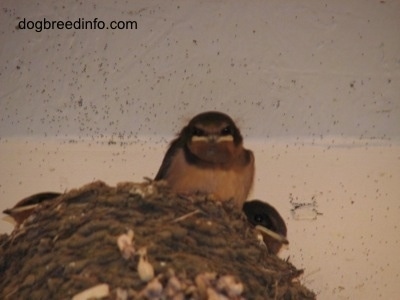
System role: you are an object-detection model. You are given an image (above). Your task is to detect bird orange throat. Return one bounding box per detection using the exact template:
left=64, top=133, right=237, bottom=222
left=187, top=139, right=242, bottom=166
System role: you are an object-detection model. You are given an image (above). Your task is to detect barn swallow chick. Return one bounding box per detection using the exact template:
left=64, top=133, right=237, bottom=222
left=155, top=111, right=254, bottom=208
left=3, top=192, right=61, bottom=225
left=243, top=200, right=288, bottom=254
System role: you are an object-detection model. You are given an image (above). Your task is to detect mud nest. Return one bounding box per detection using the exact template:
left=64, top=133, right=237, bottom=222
left=0, top=181, right=315, bottom=300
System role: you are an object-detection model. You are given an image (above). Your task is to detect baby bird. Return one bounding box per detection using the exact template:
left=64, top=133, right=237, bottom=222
left=3, top=192, right=61, bottom=225
left=154, top=111, right=254, bottom=208
left=243, top=199, right=288, bottom=254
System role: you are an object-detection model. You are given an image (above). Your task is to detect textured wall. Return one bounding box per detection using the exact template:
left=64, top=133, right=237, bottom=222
left=1, top=1, right=400, bottom=299
left=1, top=0, right=399, bottom=141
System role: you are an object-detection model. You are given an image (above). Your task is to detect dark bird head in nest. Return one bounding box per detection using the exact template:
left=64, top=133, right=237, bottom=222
left=3, top=192, right=61, bottom=225
left=155, top=111, right=254, bottom=208
left=243, top=200, right=289, bottom=255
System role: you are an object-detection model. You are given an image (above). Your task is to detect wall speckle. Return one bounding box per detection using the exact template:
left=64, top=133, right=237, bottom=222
left=0, top=0, right=399, bottom=141
left=1, top=1, right=400, bottom=299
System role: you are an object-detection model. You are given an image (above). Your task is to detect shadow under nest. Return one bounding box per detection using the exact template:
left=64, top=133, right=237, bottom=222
left=0, top=181, right=316, bottom=300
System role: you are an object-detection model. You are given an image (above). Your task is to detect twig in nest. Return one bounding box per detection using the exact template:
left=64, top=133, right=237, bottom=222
left=274, top=279, right=279, bottom=300
left=261, top=268, right=279, bottom=275
left=171, top=209, right=201, bottom=223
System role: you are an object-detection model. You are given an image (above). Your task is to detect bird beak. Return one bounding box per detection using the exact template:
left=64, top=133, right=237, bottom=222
left=214, top=135, right=234, bottom=143
left=255, top=225, right=289, bottom=245
left=191, top=134, right=233, bottom=143
left=207, top=135, right=218, bottom=143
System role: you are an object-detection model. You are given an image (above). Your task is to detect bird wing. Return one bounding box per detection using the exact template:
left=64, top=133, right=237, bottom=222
left=154, top=138, right=181, bottom=180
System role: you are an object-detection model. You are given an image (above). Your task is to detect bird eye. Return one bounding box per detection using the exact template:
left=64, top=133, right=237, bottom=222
left=254, top=215, right=264, bottom=223
left=221, top=126, right=233, bottom=136
left=192, top=127, right=205, bottom=136
left=254, top=214, right=274, bottom=229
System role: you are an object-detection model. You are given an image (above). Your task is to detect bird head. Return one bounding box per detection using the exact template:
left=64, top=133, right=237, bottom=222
left=180, top=111, right=243, bottom=165
left=243, top=200, right=288, bottom=254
